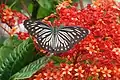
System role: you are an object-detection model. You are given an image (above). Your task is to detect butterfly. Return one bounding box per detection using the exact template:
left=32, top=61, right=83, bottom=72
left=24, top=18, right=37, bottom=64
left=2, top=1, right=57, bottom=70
left=24, top=19, right=90, bottom=53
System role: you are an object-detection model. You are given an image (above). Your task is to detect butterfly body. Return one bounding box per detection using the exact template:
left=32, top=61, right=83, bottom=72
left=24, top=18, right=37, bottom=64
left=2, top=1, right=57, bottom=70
left=24, top=19, right=90, bottom=53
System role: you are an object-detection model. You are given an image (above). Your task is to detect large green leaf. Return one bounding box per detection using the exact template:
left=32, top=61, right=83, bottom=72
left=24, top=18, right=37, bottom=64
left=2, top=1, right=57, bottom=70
left=0, top=36, right=22, bottom=64
left=0, top=38, right=36, bottom=80
left=9, top=54, right=53, bottom=80
left=0, top=46, right=13, bottom=63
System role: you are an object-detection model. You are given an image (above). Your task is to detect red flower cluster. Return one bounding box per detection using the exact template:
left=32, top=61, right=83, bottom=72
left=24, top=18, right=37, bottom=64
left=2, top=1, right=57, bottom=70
left=16, top=32, right=29, bottom=40
left=1, top=8, right=15, bottom=26
left=29, top=62, right=120, bottom=80
left=0, top=4, right=27, bottom=27
left=30, top=0, right=120, bottom=79
left=0, top=4, right=28, bottom=38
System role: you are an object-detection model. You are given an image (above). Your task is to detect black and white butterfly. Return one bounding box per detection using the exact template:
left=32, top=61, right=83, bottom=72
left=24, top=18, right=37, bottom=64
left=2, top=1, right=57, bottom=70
left=24, top=19, right=90, bottom=53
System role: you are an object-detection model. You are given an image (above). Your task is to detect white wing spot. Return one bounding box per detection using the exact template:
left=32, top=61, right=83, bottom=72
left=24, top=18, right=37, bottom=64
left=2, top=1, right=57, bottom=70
left=28, top=27, right=31, bottom=29
left=31, top=29, right=34, bottom=31
left=61, top=44, right=63, bottom=47
left=83, top=31, right=86, bottom=33
left=65, top=48, right=67, bottom=50
left=39, top=38, right=41, bottom=41
left=46, top=42, right=48, bottom=45
left=57, top=49, right=59, bottom=51
left=77, top=36, right=79, bottom=38
left=72, top=41, right=74, bottom=44
left=35, top=35, right=37, bottom=38
left=31, top=26, right=35, bottom=28
left=35, top=27, right=39, bottom=30
left=72, top=32, right=76, bottom=35
left=42, top=35, right=46, bottom=38
left=26, top=22, right=29, bottom=24
left=81, top=35, right=83, bottom=37
left=38, top=25, right=42, bottom=27
left=61, top=48, right=63, bottom=50
left=32, top=33, right=35, bottom=35
left=68, top=46, right=70, bottom=48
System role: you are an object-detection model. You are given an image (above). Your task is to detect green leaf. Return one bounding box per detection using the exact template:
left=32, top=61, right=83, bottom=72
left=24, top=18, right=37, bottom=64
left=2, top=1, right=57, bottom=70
left=0, top=44, right=3, bottom=48
left=36, top=0, right=58, bottom=18
left=9, top=54, right=53, bottom=80
left=0, top=38, right=36, bottom=80
left=37, top=0, right=52, bottom=10
left=37, top=7, right=51, bottom=18
left=3, top=36, right=22, bottom=48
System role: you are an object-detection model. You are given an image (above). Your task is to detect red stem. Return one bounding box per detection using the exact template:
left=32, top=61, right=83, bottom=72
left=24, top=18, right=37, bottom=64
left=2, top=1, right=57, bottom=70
left=0, top=23, right=11, bottom=36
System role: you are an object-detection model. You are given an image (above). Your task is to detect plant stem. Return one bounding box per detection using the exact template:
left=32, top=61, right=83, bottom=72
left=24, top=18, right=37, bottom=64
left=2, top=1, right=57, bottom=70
left=31, top=0, right=40, bottom=20
left=79, top=0, right=84, bottom=9
left=9, top=0, right=18, bottom=8
left=20, top=0, right=31, bottom=18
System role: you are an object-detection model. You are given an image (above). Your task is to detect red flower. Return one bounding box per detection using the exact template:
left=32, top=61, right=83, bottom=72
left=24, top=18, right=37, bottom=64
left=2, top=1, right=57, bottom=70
left=100, top=66, right=112, bottom=78
left=14, top=11, right=28, bottom=24
left=74, top=66, right=85, bottom=77
left=16, top=32, right=29, bottom=40
left=90, top=65, right=100, bottom=76
left=113, top=67, right=120, bottom=78
left=61, top=64, right=73, bottom=76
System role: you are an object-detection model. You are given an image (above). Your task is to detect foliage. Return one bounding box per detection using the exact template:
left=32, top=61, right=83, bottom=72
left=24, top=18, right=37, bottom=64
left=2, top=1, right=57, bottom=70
left=0, top=36, right=52, bottom=80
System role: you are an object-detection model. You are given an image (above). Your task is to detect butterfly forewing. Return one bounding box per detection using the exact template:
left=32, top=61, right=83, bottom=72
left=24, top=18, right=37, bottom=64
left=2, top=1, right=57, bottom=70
left=24, top=20, right=54, bottom=52
left=24, top=20, right=90, bottom=53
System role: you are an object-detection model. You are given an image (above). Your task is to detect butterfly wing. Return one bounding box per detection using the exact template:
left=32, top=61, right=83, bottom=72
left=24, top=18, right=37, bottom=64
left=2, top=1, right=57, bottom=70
left=24, top=20, right=55, bottom=52
left=53, top=26, right=90, bottom=53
